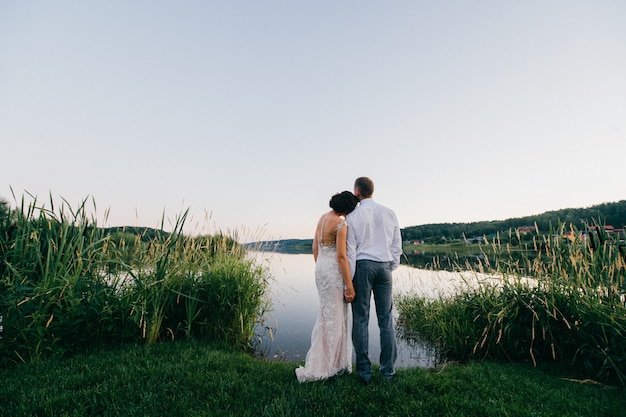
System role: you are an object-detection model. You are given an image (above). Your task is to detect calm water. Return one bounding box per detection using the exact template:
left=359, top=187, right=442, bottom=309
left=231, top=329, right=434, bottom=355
left=251, top=251, right=486, bottom=369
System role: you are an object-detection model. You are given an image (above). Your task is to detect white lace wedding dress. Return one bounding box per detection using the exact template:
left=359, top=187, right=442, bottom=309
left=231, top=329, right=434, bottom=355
left=295, top=220, right=353, bottom=382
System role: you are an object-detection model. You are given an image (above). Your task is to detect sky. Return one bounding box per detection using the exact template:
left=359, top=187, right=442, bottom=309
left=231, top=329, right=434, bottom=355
left=1, top=1, right=625, bottom=242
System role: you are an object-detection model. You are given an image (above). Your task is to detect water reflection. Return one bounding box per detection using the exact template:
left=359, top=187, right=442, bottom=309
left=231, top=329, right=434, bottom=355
left=252, top=251, right=483, bottom=369
left=402, top=250, right=486, bottom=271
left=402, top=247, right=533, bottom=272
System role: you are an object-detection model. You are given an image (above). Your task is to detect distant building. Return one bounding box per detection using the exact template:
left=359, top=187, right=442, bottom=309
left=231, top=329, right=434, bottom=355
left=464, top=236, right=484, bottom=244
left=516, top=225, right=538, bottom=234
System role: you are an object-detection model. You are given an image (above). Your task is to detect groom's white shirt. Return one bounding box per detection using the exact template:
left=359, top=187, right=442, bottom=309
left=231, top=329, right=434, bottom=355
left=346, top=198, right=403, bottom=278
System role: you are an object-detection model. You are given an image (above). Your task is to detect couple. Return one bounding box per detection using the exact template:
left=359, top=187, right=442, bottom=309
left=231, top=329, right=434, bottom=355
left=295, top=177, right=403, bottom=384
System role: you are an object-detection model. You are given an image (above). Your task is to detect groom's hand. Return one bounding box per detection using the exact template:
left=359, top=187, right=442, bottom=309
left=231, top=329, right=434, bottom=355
left=343, top=288, right=355, bottom=303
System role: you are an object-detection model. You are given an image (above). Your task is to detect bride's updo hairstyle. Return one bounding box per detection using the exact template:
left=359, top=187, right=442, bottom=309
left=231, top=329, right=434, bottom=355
left=330, top=191, right=359, bottom=215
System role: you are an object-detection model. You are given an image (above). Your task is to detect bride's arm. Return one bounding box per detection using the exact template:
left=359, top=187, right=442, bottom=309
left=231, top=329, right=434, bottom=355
left=336, top=224, right=355, bottom=302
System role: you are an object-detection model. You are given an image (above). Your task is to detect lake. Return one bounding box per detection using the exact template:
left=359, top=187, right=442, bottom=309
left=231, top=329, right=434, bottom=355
left=251, top=251, right=489, bottom=369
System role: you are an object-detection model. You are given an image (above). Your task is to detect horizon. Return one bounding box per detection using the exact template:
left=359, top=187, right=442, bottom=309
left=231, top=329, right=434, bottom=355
left=2, top=189, right=624, bottom=242
left=3, top=195, right=619, bottom=243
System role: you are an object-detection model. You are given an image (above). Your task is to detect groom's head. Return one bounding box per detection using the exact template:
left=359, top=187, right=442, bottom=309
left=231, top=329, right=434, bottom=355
left=354, top=177, right=374, bottom=200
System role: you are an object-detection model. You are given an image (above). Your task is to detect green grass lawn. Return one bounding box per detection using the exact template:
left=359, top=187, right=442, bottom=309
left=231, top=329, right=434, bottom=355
left=1, top=342, right=624, bottom=417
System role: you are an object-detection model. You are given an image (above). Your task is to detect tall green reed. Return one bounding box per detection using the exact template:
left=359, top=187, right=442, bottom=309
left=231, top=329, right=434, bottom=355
left=397, top=222, right=626, bottom=384
left=119, top=211, right=271, bottom=349
left=0, top=194, right=272, bottom=366
left=0, top=194, right=124, bottom=364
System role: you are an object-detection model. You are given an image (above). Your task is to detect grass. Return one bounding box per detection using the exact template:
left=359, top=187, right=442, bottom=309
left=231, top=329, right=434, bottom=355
left=1, top=341, right=624, bottom=417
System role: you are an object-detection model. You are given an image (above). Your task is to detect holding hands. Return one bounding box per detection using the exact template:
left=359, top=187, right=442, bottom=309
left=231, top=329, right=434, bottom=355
left=344, top=286, right=355, bottom=303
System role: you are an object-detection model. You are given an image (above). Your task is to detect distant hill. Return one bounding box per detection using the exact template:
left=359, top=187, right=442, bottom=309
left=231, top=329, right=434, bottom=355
left=245, top=239, right=313, bottom=254
left=241, top=200, right=626, bottom=251
left=401, top=200, right=626, bottom=242
left=103, top=226, right=170, bottom=242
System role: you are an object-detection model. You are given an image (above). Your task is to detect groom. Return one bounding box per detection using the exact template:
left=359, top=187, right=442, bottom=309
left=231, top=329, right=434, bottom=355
left=346, top=176, right=403, bottom=384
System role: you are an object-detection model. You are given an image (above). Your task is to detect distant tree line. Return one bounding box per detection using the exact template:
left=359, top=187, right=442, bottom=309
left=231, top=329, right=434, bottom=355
left=402, top=200, right=626, bottom=243
left=246, top=239, right=313, bottom=254
left=103, top=226, right=170, bottom=242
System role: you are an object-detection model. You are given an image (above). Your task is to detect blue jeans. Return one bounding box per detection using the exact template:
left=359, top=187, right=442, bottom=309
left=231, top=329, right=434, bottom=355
left=352, top=260, right=397, bottom=381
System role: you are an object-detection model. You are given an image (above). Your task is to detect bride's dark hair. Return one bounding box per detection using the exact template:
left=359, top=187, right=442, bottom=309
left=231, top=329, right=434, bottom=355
left=329, top=191, right=359, bottom=215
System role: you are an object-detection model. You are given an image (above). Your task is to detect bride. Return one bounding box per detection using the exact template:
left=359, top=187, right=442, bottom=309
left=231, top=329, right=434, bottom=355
left=295, top=191, right=359, bottom=382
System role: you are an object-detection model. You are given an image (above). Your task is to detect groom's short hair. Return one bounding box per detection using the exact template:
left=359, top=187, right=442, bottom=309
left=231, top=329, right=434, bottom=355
left=354, top=177, right=374, bottom=198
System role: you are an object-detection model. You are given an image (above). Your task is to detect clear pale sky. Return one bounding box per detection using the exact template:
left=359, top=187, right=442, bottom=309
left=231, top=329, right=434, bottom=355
left=2, top=1, right=625, bottom=242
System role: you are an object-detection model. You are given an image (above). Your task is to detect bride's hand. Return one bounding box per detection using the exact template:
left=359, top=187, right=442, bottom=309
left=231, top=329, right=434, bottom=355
left=343, top=288, right=355, bottom=303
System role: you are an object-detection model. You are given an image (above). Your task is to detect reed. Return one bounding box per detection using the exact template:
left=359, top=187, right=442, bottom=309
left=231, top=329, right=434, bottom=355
left=122, top=214, right=271, bottom=349
left=0, top=194, right=120, bottom=363
left=397, top=222, right=626, bottom=384
left=0, top=195, right=271, bottom=366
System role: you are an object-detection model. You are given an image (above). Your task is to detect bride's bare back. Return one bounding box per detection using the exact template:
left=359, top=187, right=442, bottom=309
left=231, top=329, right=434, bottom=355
left=315, top=211, right=345, bottom=246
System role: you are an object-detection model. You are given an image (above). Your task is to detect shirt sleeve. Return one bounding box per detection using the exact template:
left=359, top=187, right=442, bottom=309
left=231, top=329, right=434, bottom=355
left=346, top=215, right=357, bottom=278
left=390, top=219, right=402, bottom=271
